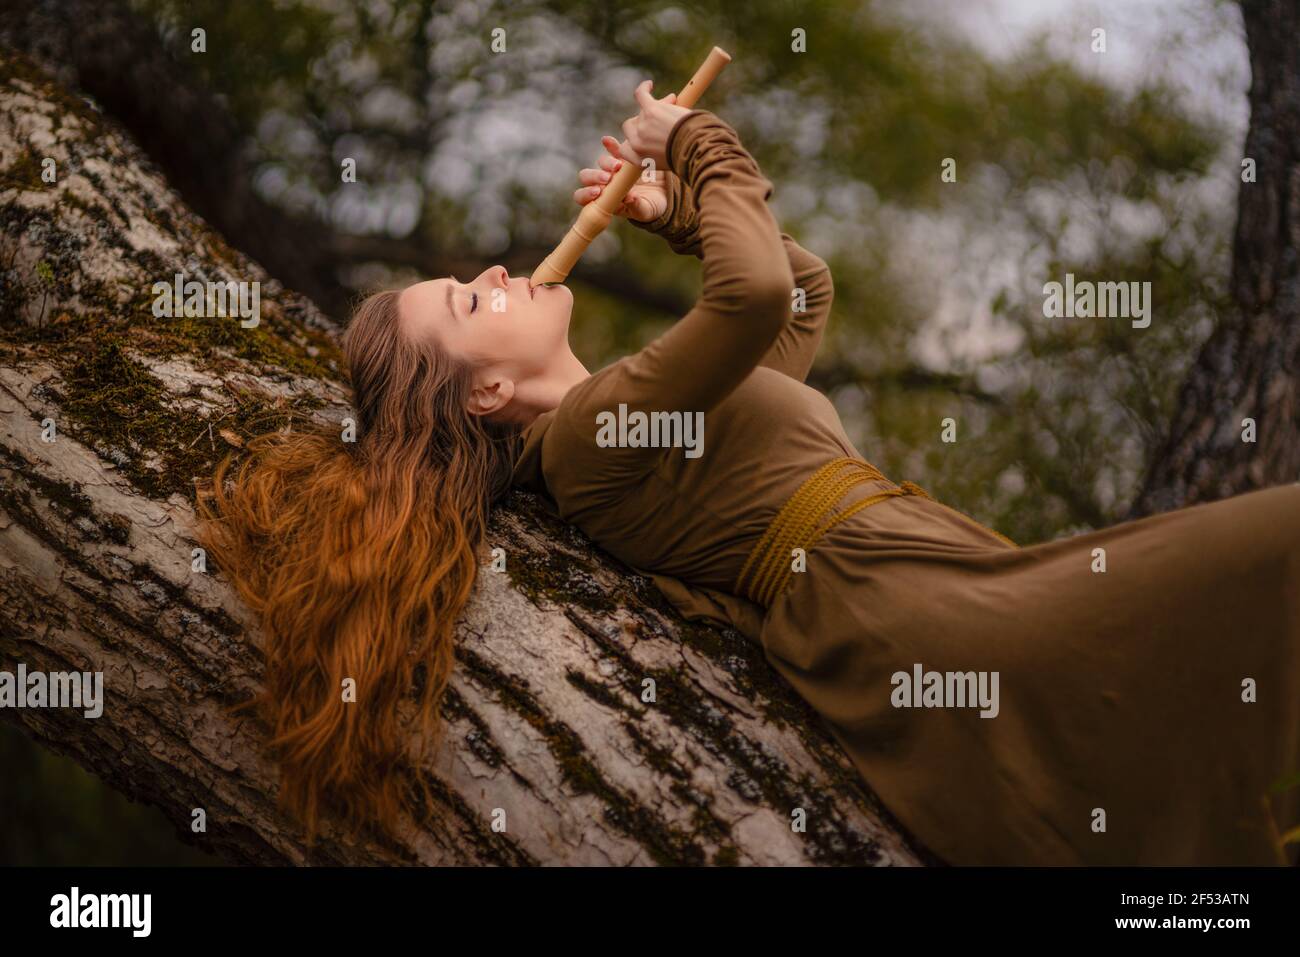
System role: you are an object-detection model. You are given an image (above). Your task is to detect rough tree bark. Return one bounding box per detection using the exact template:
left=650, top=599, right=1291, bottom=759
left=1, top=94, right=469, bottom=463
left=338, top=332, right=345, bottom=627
left=1129, top=0, right=1300, bottom=517
left=0, top=49, right=928, bottom=865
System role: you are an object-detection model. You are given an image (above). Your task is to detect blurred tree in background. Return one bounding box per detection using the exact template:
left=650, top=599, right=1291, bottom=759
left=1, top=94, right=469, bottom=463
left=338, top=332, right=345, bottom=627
left=0, top=722, right=216, bottom=864
left=0, top=0, right=1262, bottom=862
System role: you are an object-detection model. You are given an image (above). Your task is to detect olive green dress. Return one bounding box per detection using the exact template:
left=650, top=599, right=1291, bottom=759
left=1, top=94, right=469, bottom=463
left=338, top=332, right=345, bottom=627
left=512, top=110, right=1300, bottom=865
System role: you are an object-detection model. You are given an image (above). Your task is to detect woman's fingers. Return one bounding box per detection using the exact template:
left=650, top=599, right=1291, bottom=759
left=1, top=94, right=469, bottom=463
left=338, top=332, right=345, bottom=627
left=624, top=193, right=649, bottom=220
left=601, top=134, right=635, bottom=169
left=633, top=79, right=656, bottom=110
left=617, top=121, right=643, bottom=162
left=574, top=184, right=643, bottom=211
left=576, top=129, right=662, bottom=209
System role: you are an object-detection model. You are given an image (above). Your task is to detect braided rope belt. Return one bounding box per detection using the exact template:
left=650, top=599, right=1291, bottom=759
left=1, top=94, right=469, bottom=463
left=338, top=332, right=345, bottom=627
left=733, top=456, right=1016, bottom=607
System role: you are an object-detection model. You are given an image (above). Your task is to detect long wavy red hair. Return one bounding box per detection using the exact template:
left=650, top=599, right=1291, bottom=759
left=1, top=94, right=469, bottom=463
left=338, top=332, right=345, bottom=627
left=197, top=289, right=517, bottom=842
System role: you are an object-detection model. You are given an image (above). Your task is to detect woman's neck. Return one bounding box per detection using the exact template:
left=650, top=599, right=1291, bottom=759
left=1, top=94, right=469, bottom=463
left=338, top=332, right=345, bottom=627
left=506, top=349, right=591, bottom=429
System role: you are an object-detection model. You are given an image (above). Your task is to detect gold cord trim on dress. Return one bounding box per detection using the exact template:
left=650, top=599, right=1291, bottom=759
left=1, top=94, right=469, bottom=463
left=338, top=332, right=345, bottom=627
left=734, top=457, right=1017, bottom=607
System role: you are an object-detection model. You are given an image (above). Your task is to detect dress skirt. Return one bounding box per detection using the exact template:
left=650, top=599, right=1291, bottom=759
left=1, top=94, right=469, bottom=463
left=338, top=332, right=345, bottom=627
left=758, top=481, right=1300, bottom=864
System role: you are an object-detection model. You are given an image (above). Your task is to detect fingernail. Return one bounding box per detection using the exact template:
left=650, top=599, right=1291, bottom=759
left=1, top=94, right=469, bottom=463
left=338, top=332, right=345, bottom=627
left=599, top=172, right=610, bottom=182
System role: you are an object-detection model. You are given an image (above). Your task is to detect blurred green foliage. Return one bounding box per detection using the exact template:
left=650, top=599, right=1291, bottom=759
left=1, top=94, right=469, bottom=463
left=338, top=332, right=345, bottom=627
left=0, top=721, right=217, bottom=865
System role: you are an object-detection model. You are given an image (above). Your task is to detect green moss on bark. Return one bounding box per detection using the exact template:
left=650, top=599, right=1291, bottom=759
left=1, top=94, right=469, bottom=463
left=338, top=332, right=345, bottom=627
left=40, top=332, right=325, bottom=499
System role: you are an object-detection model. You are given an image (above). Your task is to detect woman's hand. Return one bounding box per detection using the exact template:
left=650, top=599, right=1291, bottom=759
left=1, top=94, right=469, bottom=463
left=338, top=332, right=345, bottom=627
left=574, top=134, right=669, bottom=223
left=619, top=80, right=691, bottom=171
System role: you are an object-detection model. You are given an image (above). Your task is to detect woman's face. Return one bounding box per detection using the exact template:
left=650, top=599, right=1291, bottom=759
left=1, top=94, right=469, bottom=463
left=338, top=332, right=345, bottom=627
left=398, top=265, right=574, bottom=380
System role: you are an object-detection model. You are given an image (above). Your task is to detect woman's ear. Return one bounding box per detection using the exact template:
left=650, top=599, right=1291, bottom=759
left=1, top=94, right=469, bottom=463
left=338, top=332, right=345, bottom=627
left=467, top=377, right=515, bottom=417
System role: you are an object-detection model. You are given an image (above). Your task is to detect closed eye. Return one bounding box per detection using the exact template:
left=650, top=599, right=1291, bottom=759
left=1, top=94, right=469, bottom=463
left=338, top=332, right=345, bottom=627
left=470, top=291, right=478, bottom=313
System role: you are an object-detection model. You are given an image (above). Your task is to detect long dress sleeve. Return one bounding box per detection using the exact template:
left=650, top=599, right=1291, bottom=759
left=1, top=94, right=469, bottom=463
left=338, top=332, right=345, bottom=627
left=546, top=110, right=795, bottom=479
left=630, top=155, right=833, bottom=382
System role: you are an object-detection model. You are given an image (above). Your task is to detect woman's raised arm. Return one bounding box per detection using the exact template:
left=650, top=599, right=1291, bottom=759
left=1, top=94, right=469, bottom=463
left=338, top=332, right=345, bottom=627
left=561, top=108, right=794, bottom=439
left=629, top=172, right=833, bottom=383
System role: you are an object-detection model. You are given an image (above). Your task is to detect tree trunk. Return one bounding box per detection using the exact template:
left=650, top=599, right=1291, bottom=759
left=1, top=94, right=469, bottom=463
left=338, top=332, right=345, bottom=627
left=0, top=47, right=927, bottom=865
left=1129, top=0, right=1300, bottom=518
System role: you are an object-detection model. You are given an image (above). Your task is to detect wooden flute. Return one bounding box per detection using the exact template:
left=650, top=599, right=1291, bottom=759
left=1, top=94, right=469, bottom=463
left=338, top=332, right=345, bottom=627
left=529, top=46, right=732, bottom=288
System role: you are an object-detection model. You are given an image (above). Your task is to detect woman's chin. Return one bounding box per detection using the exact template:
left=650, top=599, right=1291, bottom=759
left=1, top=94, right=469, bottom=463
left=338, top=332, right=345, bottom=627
left=544, top=282, right=575, bottom=321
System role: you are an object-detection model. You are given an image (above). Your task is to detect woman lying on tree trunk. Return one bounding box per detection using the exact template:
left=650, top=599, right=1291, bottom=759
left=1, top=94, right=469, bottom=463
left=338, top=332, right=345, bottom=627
left=198, top=80, right=1300, bottom=866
